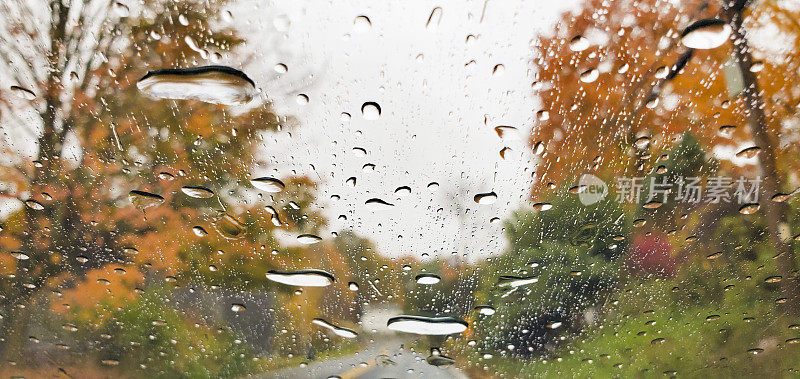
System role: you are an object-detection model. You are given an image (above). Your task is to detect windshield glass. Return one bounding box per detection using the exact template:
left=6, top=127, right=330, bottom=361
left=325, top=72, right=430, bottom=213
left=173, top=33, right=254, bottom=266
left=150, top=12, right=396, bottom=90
left=1, top=0, right=800, bottom=377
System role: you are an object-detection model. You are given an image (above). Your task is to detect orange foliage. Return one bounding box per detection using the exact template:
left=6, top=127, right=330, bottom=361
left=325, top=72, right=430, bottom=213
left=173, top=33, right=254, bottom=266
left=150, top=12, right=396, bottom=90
left=530, top=0, right=799, bottom=194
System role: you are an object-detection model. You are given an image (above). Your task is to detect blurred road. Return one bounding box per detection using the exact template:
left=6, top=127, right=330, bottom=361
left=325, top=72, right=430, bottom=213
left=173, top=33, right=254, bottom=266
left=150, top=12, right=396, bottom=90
left=259, top=338, right=468, bottom=379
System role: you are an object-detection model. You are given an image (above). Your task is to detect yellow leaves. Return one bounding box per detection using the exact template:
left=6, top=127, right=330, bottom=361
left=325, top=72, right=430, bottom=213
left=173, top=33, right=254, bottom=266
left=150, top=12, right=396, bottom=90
left=56, top=264, right=144, bottom=317
left=185, top=108, right=215, bottom=137
left=0, top=253, right=16, bottom=276
left=530, top=0, right=794, bottom=194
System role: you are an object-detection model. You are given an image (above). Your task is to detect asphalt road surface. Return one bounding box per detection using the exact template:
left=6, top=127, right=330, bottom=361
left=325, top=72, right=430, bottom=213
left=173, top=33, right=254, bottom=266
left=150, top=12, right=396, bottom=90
left=259, top=339, right=468, bottom=379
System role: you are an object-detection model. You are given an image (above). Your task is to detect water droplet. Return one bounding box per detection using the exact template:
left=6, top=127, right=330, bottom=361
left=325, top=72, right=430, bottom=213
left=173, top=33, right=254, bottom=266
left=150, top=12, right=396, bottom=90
left=537, top=110, right=550, bottom=121
left=387, top=315, right=468, bottom=335
left=474, top=192, right=498, bottom=205
left=266, top=269, right=334, bottom=287
left=492, top=64, right=505, bottom=76
left=137, top=66, right=256, bottom=106
left=156, top=172, right=174, bottom=181
left=765, top=275, right=782, bottom=283
left=312, top=318, right=358, bottom=338
left=25, top=200, right=44, bottom=210
left=540, top=144, right=553, bottom=156
left=113, top=2, right=129, bottom=17
left=128, top=190, right=164, bottom=210
left=750, top=61, right=764, bottom=72
left=427, top=354, right=455, bottom=366
left=706, top=252, right=722, bottom=260
left=274, top=63, right=288, bottom=73
left=426, top=7, right=443, bottom=31
left=739, top=203, right=760, bottom=215
left=361, top=102, right=381, bottom=120
left=568, top=185, right=587, bottom=194
left=772, top=193, right=792, bottom=202
left=579, top=68, right=599, bottom=83
left=644, top=201, right=663, bottom=209
left=213, top=213, right=246, bottom=239
left=297, top=234, right=322, bottom=244
left=10, top=252, right=29, bottom=260
left=532, top=202, right=552, bottom=211
left=348, top=281, right=359, bottom=291
left=497, top=275, right=538, bottom=288
left=475, top=305, right=496, bottom=316
left=10, top=85, right=35, bottom=100
left=181, top=185, right=214, bottom=199
left=251, top=177, right=285, bottom=193
left=415, top=273, right=441, bottom=285
left=494, top=126, right=519, bottom=140
left=735, top=146, right=761, bottom=159
left=681, top=19, right=731, bottom=49
left=296, top=93, right=309, bottom=105
left=365, top=198, right=394, bottom=210
left=353, top=15, right=371, bottom=33
left=634, top=136, right=651, bottom=149
left=352, top=147, right=367, bottom=157
left=427, top=182, right=439, bottom=191
left=192, top=226, right=208, bottom=237
left=569, top=35, right=589, bottom=51
left=231, top=303, right=246, bottom=312
left=265, top=206, right=283, bottom=226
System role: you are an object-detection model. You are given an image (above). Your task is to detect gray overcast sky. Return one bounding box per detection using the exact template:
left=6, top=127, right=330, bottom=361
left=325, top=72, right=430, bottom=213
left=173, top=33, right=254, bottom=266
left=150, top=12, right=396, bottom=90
left=231, top=0, right=581, bottom=260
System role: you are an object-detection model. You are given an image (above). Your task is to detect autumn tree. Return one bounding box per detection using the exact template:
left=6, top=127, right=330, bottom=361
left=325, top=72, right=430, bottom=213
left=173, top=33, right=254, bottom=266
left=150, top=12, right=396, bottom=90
left=530, top=0, right=800, bottom=308
left=0, top=0, right=341, bottom=369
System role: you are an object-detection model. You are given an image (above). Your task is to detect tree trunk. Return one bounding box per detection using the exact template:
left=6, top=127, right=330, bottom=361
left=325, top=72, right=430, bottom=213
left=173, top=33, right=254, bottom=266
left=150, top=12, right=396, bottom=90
left=723, top=1, right=800, bottom=314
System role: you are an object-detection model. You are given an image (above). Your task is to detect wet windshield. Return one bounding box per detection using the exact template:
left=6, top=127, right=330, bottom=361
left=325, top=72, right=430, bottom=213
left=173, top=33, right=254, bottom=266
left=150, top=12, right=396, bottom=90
left=1, top=0, right=800, bottom=377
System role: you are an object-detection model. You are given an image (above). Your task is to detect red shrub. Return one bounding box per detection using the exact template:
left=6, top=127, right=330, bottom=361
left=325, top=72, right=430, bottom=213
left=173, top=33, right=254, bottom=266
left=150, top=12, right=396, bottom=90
left=626, top=234, right=676, bottom=277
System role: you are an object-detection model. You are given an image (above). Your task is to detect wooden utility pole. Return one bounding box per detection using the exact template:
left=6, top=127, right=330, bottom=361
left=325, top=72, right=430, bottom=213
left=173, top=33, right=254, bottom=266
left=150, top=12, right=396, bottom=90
left=723, top=0, right=800, bottom=314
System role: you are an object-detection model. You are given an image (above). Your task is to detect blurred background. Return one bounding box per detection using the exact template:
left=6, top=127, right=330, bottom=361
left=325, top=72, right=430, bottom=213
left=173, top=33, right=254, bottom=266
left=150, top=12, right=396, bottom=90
left=1, top=0, right=800, bottom=377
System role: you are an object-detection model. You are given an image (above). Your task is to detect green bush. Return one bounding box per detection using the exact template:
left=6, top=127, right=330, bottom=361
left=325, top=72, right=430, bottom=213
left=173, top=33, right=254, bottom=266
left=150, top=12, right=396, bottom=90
left=92, top=289, right=254, bottom=378
left=474, top=194, right=629, bottom=356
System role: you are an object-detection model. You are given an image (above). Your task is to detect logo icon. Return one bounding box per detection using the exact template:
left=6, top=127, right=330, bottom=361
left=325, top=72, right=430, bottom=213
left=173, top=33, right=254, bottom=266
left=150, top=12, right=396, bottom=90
left=578, top=174, right=608, bottom=205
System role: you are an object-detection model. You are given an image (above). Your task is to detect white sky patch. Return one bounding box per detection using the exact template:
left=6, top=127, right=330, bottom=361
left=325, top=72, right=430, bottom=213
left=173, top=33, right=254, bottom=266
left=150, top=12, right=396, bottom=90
left=712, top=143, right=759, bottom=167
left=231, top=0, right=580, bottom=260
